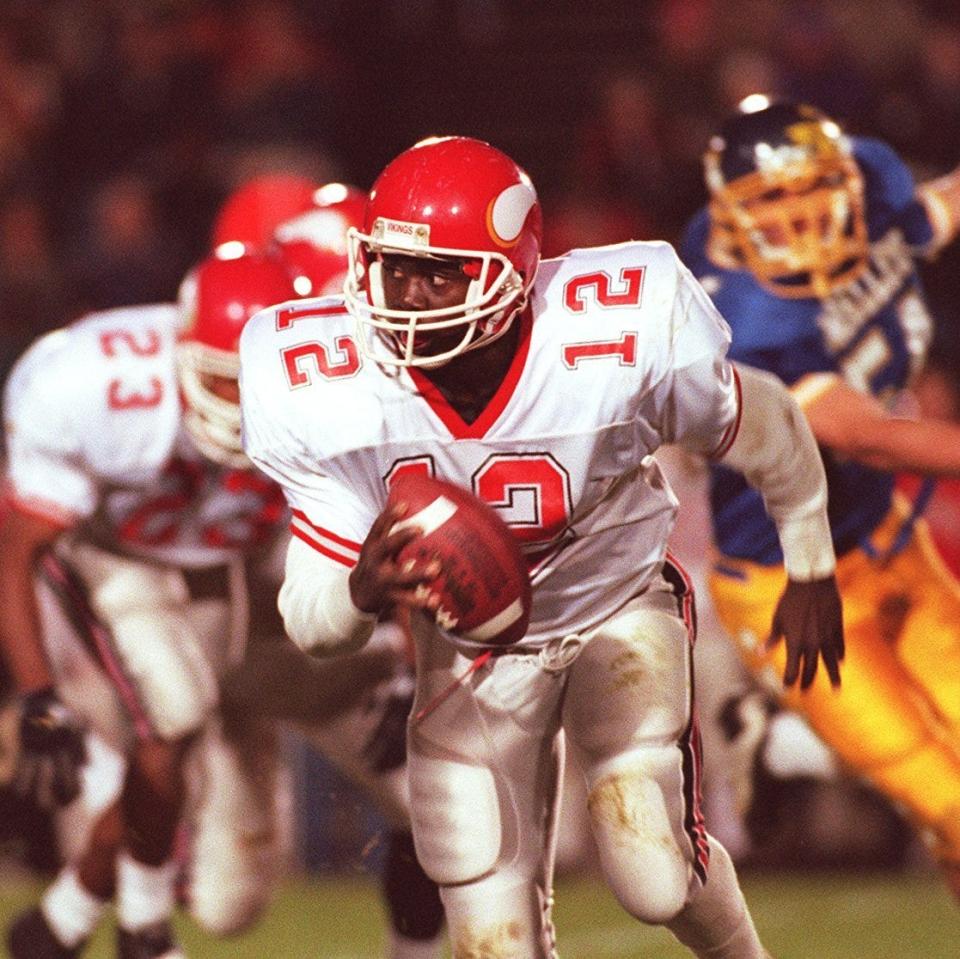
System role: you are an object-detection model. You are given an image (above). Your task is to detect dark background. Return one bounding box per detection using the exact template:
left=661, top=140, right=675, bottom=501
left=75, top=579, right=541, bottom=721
left=2, top=0, right=960, bottom=386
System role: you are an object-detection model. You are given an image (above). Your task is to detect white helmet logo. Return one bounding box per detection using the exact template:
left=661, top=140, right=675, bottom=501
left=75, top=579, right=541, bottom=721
left=488, top=182, right=537, bottom=247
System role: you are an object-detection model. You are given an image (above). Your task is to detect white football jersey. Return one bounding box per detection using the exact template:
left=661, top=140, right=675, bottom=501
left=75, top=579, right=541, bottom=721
left=4, top=303, right=286, bottom=568
left=241, top=241, right=739, bottom=647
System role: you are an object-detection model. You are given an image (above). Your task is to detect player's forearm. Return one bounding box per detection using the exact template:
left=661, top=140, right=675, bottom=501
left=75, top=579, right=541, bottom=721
left=719, top=363, right=835, bottom=580
left=0, top=508, right=70, bottom=691
left=831, top=415, right=960, bottom=476
left=279, top=535, right=377, bottom=657
left=917, top=166, right=960, bottom=251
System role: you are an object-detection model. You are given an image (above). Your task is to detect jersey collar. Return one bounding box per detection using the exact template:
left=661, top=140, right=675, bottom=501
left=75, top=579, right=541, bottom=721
left=406, top=307, right=533, bottom=439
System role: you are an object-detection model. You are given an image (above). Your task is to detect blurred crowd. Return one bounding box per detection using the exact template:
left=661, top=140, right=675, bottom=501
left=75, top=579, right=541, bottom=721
left=1, top=0, right=960, bottom=384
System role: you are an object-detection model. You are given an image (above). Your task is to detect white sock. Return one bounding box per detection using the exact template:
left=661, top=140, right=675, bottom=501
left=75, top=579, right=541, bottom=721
left=116, top=851, right=177, bottom=931
left=665, top=836, right=767, bottom=959
left=41, top=866, right=108, bottom=948
left=389, top=932, right=446, bottom=959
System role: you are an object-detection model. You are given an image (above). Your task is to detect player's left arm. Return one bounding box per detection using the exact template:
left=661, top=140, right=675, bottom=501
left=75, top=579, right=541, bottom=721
left=917, top=164, right=960, bottom=250
left=719, top=364, right=844, bottom=691
left=661, top=262, right=843, bottom=690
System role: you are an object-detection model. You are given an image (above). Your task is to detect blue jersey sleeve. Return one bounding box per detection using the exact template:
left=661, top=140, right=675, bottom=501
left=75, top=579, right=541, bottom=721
left=678, top=207, right=712, bottom=276
left=855, top=137, right=934, bottom=249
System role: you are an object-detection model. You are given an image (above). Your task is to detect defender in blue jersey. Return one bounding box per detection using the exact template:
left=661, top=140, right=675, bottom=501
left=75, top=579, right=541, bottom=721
left=680, top=98, right=960, bottom=901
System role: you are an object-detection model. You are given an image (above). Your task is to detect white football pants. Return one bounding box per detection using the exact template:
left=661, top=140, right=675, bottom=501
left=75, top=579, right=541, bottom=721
left=37, top=539, right=281, bottom=935
left=407, top=568, right=755, bottom=958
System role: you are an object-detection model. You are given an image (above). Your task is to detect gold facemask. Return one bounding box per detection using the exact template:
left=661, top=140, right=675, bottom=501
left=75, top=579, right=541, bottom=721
left=707, top=129, right=868, bottom=299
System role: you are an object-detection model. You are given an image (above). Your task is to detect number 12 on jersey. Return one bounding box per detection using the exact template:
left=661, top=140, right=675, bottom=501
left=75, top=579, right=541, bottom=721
left=561, top=267, right=643, bottom=368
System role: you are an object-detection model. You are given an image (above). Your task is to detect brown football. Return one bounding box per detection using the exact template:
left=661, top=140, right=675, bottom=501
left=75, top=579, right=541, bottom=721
left=388, top=473, right=532, bottom=646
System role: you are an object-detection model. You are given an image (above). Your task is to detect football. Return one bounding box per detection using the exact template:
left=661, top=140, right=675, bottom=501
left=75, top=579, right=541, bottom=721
left=387, top=474, right=532, bottom=647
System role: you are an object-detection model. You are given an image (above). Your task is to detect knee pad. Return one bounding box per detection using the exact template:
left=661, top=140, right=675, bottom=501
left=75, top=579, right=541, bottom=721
left=187, top=727, right=280, bottom=936
left=441, top=871, right=556, bottom=959
left=586, top=750, right=694, bottom=924
left=189, top=865, right=273, bottom=936
left=113, top=610, right=217, bottom=739
left=409, top=752, right=501, bottom=886
left=189, top=791, right=278, bottom=936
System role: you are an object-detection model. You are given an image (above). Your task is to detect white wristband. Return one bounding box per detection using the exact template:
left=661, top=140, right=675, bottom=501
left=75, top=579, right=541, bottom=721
left=777, top=501, right=836, bottom=581
left=279, top=536, right=377, bottom=657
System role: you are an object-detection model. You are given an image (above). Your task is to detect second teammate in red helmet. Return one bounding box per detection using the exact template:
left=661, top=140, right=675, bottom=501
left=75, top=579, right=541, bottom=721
left=2, top=248, right=299, bottom=959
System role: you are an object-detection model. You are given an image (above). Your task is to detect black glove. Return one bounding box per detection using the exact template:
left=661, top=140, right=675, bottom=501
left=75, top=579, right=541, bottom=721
left=13, top=687, right=87, bottom=808
left=768, top=575, right=845, bottom=690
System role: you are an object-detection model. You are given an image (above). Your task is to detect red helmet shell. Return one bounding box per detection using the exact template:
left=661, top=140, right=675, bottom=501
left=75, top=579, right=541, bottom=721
left=365, top=137, right=542, bottom=284
left=273, top=183, right=367, bottom=295
left=211, top=173, right=320, bottom=249
left=181, top=250, right=298, bottom=353
left=313, top=182, right=367, bottom=225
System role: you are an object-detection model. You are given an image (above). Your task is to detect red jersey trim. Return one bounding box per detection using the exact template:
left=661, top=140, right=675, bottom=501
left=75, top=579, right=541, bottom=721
left=707, top=365, right=743, bottom=460
left=290, top=525, right=358, bottom=568
left=289, top=510, right=360, bottom=567
left=290, top=508, right=362, bottom=550
left=4, top=491, right=79, bottom=530
left=406, top=308, right=534, bottom=440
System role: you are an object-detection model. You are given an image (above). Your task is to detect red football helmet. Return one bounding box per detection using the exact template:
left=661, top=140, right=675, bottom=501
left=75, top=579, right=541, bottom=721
left=344, top=136, right=542, bottom=368
left=273, top=182, right=366, bottom=296
left=178, top=250, right=299, bottom=466
left=211, top=173, right=320, bottom=250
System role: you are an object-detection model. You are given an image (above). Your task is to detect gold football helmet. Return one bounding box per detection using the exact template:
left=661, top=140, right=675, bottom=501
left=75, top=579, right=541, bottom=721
left=704, top=98, right=868, bottom=298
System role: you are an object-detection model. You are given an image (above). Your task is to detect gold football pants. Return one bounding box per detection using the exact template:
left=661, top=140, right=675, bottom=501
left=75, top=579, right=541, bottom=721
left=710, top=502, right=960, bottom=864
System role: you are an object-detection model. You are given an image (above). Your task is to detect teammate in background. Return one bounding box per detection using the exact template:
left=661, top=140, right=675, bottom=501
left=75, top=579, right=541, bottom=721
left=210, top=172, right=321, bottom=251
left=680, top=96, right=960, bottom=899
left=1, top=250, right=297, bottom=959
left=239, top=135, right=844, bottom=957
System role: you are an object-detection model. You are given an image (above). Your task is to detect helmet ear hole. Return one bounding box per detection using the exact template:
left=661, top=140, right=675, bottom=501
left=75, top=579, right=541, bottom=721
left=462, top=259, right=483, bottom=280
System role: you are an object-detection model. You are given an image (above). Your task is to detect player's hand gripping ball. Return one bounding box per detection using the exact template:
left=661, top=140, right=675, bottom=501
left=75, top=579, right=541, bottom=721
left=388, top=474, right=532, bottom=646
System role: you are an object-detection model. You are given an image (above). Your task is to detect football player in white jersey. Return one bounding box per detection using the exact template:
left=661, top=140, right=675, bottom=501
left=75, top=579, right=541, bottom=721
left=0, top=250, right=298, bottom=959
left=240, top=136, right=845, bottom=958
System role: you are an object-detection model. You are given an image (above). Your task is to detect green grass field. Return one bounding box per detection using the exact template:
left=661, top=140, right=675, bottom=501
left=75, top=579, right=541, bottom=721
left=1, top=869, right=953, bottom=958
